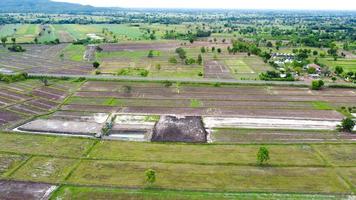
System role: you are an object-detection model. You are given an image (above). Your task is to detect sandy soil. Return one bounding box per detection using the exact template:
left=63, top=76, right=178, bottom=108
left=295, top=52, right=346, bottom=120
left=18, top=119, right=102, bottom=136
left=203, top=117, right=340, bottom=130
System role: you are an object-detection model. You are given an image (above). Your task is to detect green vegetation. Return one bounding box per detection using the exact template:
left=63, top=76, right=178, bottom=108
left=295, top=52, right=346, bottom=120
left=190, top=99, right=202, bottom=108
left=257, top=147, right=270, bottom=165
left=61, top=44, right=86, bottom=61
left=51, top=186, right=351, bottom=200
left=312, top=101, right=333, bottom=110
left=0, top=72, right=28, bottom=83
left=311, top=80, right=324, bottom=90
left=338, top=118, right=355, bottom=133
left=117, top=67, right=149, bottom=77
left=0, top=131, right=354, bottom=197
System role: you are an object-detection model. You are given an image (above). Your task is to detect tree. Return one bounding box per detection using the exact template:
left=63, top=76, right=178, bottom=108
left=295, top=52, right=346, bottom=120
left=338, top=118, right=355, bottom=133
left=189, top=37, right=194, bottom=44
left=335, top=66, right=344, bottom=75
left=331, top=77, right=337, bottom=82
left=1, top=37, right=7, bottom=47
left=197, top=54, right=203, bottom=65
left=257, top=147, right=270, bottom=165
left=311, top=80, right=324, bottom=90
left=41, top=78, right=49, bottom=86
left=11, top=38, right=16, bottom=44
left=34, top=37, right=38, bottom=44
left=175, top=47, right=186, bottom=61
left=217, top=48, right=222, bottom=53
left=147, top=50, right=154, bottom=58
left=212, top=47, right=215, bottom=52
left=200, top=47, right=206, bottom=53
left=92, top=61, right=100, bottom=69
left=266, top=41, right=273, bottom=47
left=145, top=169, right=156, bottom=185
left=307, top=67, right=317, bottom=74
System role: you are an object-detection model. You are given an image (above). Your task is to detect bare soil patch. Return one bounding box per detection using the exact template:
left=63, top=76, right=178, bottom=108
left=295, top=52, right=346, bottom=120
left=0, top=180, right=56, bottom=200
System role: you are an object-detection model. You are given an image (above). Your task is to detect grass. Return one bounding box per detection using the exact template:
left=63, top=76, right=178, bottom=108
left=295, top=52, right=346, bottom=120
left=0, top=132, right=355, bottom=195
left=319, top=58, right=356, bottom=72
left=51, top=185, right=351, bottom=200
left=0, top=153, right=28, bottom=176
left=0, top=24, right=40, bottom=43
left=97, top=50, right=158, bottom=60
left=225, top=59, right=254, bottom=74
left=61, top=44, right=86, bottom=62
left=53, top=24, right=145, bottom=41
left=339, top=167, right=356, bottom=190
left=66, top=160, right=350, bottom=193
left=0, top=132, right=96, bottom=158
left=190, top=99, right=203, bottom=108
left=313, top=144, right=356, bottom=166
left=312, top=101, right=333, bottom=110
left=38, top=25, right=58, bottom=43
left=88, top=141, right=325, bottom=166
left=211, top=128, right=339, bottom=143
left=10, top=156, right=77, bottom=183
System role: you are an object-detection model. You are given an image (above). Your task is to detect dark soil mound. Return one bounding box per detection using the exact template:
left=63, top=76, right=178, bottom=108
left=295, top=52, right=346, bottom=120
left=151, top=116, right=207, bottom=143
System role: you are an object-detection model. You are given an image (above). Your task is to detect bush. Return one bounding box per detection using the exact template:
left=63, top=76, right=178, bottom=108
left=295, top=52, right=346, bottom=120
left=259, top=71, right=294, bottom=81
left=169, top=57, right=178, bottom=64
left=163, top=81, right=172, bottom=87
left=0, top=72, right=28, bottom=83
left=117, top=67, right=149, bottom=77
left=185, top=58, right=196, bottom=65
left=311, top=80, right=324, bottom=90
left=338, top=118, right=355, bottom=133
left=8, top=44, right=26, bottom=52
left=93, top=61, right=100, bottom=69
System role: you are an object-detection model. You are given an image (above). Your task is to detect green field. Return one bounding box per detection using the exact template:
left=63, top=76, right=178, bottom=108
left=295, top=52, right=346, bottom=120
left=0, top=132, right=355, bottom=197
left=0, top=24, right=39, bottom=43
left=61, top=44, right=86, bottom=61
left=319, top=58, right=356, bottom=72
left=52, top=186, right=351, bottom=200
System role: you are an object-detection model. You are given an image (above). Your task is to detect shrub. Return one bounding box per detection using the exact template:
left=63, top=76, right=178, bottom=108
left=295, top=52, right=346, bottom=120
left=163, top=81, right=172, bottom=87
left=185, top=58, right=196, bottom=65
left=169, top=57, right=178, bottom=64
left=117, top=67, right=149, bottom=77
left=8, top=44, right=26, bottom=52
left=0, top=72, right=28, bottom=83
left=147, top=50, right=154, bottom=58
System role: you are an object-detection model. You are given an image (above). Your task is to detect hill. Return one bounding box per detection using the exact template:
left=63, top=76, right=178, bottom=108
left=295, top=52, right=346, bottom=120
left=0, top=0, right=111, bottom=13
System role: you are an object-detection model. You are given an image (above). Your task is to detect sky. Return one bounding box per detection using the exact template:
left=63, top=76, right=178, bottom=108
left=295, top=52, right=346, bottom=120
left=53, top=0, right=356, bottom=10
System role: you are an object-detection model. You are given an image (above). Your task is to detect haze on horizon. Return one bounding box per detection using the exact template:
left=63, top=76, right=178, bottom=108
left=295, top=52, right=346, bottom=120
left=53, top=0, right=356, bottom=10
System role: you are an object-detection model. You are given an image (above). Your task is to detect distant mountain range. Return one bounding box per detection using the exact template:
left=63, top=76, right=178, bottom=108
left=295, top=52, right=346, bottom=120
left=0, top=0, right=115, bottom=13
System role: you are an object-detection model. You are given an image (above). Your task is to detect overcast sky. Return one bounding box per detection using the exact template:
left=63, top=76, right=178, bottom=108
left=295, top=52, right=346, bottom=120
left=53, top=0, right=356, bottom=10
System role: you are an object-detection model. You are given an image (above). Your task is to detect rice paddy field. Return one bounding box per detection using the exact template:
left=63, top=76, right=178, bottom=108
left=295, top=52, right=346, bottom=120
left=0, top=132, right=355, bottom=199
left=0, top=76, right=353, bottom=199
left=0, top=20, right=355, bottom=199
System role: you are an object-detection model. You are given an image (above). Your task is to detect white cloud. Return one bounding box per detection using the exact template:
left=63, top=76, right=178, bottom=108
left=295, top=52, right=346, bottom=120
left=53, top=0, right=356, bottom=10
